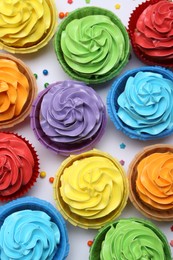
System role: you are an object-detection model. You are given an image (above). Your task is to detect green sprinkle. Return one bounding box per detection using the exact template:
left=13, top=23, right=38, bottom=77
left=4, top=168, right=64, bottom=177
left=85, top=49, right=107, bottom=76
left=44, top=82, right=49, bottom=88
left=85, top=0, right=90, bottom=3
left=34, top=73, right=38, bottom=79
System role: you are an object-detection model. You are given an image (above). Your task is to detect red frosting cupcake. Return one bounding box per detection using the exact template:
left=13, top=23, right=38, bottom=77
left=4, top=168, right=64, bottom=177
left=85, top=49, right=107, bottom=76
left=128, top=0, right=173, bottom=67
left=0, top=132, right=39, bottom=201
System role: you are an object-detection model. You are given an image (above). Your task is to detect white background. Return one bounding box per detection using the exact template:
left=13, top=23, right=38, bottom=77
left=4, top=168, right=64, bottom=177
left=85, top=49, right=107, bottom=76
left=1, top=0, right=173, bottom=259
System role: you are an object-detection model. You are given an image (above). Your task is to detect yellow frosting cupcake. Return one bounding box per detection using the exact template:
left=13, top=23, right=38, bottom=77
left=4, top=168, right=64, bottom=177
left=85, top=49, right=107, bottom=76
left=0, top=0, right=57, bottom=53
left=53, top=149, right=129, bottom=229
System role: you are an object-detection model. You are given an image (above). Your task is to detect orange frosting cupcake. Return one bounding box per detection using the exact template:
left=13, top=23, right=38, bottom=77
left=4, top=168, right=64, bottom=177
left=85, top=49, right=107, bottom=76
left=128, top=144, right=173, bottom=221
left=0, top=53, right=37, bottom=129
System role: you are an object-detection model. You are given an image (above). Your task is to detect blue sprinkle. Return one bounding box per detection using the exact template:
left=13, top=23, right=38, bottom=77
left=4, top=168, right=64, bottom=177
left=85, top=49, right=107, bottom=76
left=120, top=143, right=126, bottom=149
left=43, top=69, right=48, bottom=76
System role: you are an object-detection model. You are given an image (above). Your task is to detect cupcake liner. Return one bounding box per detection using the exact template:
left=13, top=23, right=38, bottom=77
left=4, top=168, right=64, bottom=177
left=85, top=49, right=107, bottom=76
left=0, top=0, right=57, bottom=54
left=30, top=81, right=107, bottom=156
left=0, top=196, right=69, bottom=260
left=0, top=132, right=39, bottom=202
left=53, top=149, right=129, bottom=229
left=0, top=53, right=37, bottom=129
left=128, top=0, right=173, bottom=67
left=107, top=66, right=173, bottom=140
left=54, top=6, right=130, bottom=84
left=128, top=144, right=173, bottom=221
left=89, top=217, right=172, bottom=260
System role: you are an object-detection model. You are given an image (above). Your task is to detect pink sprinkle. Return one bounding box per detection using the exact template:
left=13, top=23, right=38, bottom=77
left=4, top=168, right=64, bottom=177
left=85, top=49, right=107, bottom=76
left=120, top=160, right=125, bottom=166
left=68, top=0, right=73, bottom=4
left=170, top=240, right=173, bottom=247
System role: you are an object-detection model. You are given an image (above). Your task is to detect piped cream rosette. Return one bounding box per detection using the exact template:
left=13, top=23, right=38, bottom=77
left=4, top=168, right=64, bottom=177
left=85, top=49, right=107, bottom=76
left=0, top=0, right=57, bottom=53
left=53, top=149, right=129, bottom=229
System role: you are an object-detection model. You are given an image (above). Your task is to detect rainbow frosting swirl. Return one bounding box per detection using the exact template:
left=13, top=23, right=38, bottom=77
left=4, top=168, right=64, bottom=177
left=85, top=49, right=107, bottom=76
left=0, top=210, right=60, bottom=260
left=117, top=71, right=173, bottom=135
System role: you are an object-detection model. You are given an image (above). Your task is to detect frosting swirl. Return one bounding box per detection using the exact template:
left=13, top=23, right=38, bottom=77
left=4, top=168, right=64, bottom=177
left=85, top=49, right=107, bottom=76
left=0, top=133, right=34, bottom=196
left=60, top=156, right=124, bottom=219
left=0, top=58, right=29, bottom=122
left=100, top=220, right=165, bottom=260
left=0, top=0, right=52, bottom=48
left=136, top=152, right=173, bottom=210
left=40, top=81, right=105, bottom=144
left=134, top=0, right=173, bottom=60
left=117, top=71, right=173, bottom=135
left=0, top=210, right=60, bottom=260
left=61, top=15, right=126, bottom=78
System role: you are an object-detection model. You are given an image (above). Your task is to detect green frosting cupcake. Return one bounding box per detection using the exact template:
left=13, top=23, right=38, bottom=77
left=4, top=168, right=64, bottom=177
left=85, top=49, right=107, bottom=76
left=90, top=218, right=171, bottom=260
left=54, top=7, right=130, bottom=84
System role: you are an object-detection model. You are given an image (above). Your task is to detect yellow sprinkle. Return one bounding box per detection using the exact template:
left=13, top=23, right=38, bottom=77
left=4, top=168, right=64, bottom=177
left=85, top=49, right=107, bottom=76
left=40, top=171, right=46, bottom=178
left=115, top=3, right=121, bottom=9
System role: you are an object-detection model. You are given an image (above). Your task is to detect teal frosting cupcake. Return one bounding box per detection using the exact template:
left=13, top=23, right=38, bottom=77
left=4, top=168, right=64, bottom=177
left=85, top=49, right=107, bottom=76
left=54, top=7, right=130, bottom=84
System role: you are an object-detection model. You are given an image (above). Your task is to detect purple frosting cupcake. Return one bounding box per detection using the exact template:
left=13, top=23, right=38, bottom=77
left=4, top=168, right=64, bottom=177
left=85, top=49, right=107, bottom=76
left=30, top=80, right=107, bottom=156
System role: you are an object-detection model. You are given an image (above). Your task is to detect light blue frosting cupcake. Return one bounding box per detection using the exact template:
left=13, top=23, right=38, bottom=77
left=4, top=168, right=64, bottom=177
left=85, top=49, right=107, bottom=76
left=107, top=66, right=173, bottom=140
left=0, top=197, right=69, bottom=260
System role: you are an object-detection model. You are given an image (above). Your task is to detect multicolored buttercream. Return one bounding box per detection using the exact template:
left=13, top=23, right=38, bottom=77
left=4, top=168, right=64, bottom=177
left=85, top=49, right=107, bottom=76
left=0, top=210, right=60, bottom=260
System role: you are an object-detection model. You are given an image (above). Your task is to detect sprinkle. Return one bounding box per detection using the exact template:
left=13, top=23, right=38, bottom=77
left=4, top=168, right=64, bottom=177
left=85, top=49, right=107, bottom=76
left=170, top=225, right=173, bottom=231
left=87, top=240, right=93, bottom=247
left=59, top=12, right=65, bottom=19
left=64, top=12, right=69, bottom=17
left=85, top=0, right=91, bottom=3
left=120, top=143, right=126, bottom=149
left=34, top=73, right=38, bottom=79
left=44, top=82, right=49, bottom=88
left=43, top=69, right=48, bottom=76
left=119, top=160, right=125, bottom=166
left=49, top=177, right=54, bottom=183
left=170, top=240, right=173, bottom=247
left=40, top=171, right=46, bottom=178
left=115, top=3, right=121, bottom=9
left=68, top=0, right=73, bottom=4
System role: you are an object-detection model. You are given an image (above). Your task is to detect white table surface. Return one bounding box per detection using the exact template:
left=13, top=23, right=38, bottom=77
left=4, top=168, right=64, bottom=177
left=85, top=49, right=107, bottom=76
left=1, top=0, right=173, bottom=259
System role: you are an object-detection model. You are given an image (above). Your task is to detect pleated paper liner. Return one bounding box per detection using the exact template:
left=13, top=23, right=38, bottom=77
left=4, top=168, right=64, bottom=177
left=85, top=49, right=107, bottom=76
left=128, top=144, right=173, bottom=221
left=54, top=6, right=130, bottom=84
left=0, top=53, right=37, bottom=129
left=53, top=149, right=129, bottom=229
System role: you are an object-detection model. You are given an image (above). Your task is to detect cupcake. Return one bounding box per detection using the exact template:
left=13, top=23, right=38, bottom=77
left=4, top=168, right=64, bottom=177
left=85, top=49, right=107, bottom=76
left=0, top=197, right=69, bottom=260
left=89, top=218, right=172, bottom=260
left=30, top=80, right=107, bottom=156
left=128, top=0, right=173, bottom=67
left=54, top=6, right=130, bottom=84
left=107, top=66, right=173, bottom=140
left=0, top=132, right=39, bottom=202
left=0, top=0, right=57, bottom=54
left=128, top=144, right=173, bottom=221
left=0, top=53, right=37, bottom=129
left=53, top=149, right=129, bottom=229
